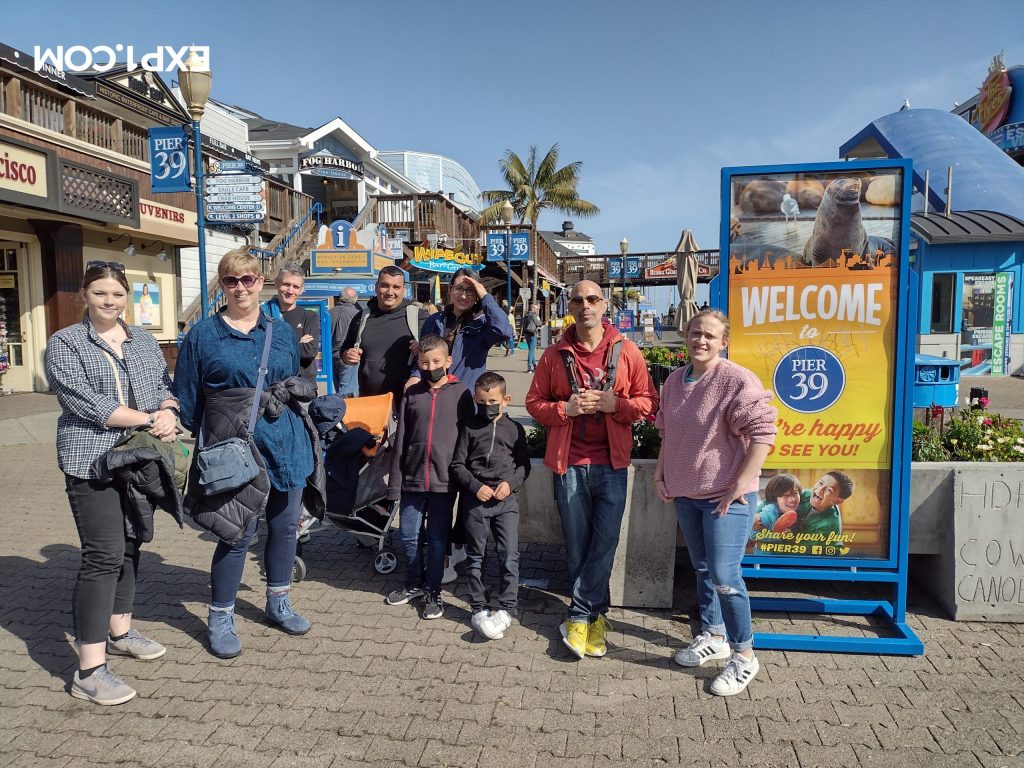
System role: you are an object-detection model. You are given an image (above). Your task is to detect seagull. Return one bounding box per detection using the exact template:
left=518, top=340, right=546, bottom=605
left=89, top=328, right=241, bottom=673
left=780, top=193, right=800, bottom=228
left=899, top=98, right=911, bottom=111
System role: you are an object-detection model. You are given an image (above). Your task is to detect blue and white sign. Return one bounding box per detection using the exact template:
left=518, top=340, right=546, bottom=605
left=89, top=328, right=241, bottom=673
left=147, top=126, right=191, bottom=193
left=300, top=277, right=412, bottom=300
left=486, top=232, right=506, bottom=261
left=330, top=220, right=354, bottom=250
left=486, top=231, right=530, bottom=262
left=772, top=346, right=846, bottom=414
left=608, top=256, right=641, bottom=279
left=510, top=232, right=530, bottom=262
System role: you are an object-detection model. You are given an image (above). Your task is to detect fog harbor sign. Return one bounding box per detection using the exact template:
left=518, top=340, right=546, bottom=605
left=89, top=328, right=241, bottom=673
left=299, top=154, right=364, bottom=178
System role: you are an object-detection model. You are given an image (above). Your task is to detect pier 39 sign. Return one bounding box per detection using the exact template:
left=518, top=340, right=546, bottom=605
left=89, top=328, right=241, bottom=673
left=722, top=160, right=911, bottom=565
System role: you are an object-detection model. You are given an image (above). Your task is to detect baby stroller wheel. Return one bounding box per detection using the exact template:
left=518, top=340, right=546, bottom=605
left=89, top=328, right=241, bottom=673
left=374, top=550, right=398, bottom=575
left=292, top=556, right=307, bottom=583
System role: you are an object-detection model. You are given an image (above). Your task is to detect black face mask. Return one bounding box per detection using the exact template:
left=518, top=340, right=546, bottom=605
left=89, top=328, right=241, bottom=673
left=481, top=403, right=502, bottom=421
left=420, top=367, right=446, bottom=383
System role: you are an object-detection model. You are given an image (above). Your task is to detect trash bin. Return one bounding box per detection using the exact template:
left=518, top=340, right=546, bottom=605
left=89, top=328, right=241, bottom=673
left=912, top=353, right=959, bottom=408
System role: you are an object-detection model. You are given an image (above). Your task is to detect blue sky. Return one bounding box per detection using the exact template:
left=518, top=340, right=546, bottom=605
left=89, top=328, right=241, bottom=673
left=7, top=1, right=1023, bottom=307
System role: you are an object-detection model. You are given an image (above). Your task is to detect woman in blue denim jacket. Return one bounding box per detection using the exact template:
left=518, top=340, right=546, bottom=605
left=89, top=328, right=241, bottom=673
left=173, top=248, right=315, bottom=659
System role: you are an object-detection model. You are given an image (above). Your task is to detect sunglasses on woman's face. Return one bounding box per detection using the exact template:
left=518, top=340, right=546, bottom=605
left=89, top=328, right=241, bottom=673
left=86, top=260, right=126, bottom=273
left=569, top=294, right=604, bottom=307
left=221, top=274, right=260, bottom=289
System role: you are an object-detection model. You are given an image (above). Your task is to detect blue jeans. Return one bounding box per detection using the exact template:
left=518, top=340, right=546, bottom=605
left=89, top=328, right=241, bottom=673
left=398, top=491, right=455, bottom=594
left=674, top=493, right=756, bottom=652
left=333, top=361, right=359, bottom=397
left=552, top=464, right=628, bottom=622
left=211, top=487, right=303, bottom=606
left=526, top=334, right=537, bottom=370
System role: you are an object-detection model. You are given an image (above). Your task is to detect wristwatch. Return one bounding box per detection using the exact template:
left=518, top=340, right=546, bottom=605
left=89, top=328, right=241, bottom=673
left=145, top=413, right=155, bottom=427
left=163, top=405, right=180, bottom=419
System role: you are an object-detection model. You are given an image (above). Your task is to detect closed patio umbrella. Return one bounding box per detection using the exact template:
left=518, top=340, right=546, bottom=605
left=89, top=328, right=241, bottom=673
left=675, top=230, right=700, bottom=331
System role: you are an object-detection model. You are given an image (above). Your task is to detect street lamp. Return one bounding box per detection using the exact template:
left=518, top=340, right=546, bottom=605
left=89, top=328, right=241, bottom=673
left=619, top=236, right=629, bottom=326
left=501, top=200, right=515, bottom=310
left=179, top=51, right=212, bottom=317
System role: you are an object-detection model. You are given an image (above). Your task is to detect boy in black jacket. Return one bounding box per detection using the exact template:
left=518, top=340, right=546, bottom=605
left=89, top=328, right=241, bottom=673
left=385, top=335, right=474, bottom=619
left=451, top=372, right=530, bottom=640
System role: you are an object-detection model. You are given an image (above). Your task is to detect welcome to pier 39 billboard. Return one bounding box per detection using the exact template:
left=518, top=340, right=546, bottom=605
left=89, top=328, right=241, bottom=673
left=721, top=159, right=913, bottom=567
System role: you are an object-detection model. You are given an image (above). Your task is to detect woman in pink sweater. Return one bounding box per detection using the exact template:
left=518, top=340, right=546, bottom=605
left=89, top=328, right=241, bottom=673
left=654, top=309, right=776, bottom=696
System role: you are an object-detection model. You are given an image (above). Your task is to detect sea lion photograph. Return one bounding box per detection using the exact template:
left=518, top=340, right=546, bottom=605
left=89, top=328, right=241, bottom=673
left=739, top=179, right=786, bottom=214
left=802, top=177, right=897, bottom=266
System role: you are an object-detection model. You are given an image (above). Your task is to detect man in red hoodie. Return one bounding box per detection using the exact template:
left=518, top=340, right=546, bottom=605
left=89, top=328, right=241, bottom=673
left=526, top=280, right=658, bottom=659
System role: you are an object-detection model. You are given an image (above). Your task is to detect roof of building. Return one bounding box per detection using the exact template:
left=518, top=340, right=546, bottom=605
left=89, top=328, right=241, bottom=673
left=244, top=118, right=312, bottom=142
left=537, top=228, right=595, bottom=258
left=910, top=210, right=1024, bottom=244
left=840, top=108, right=1024, bottom=220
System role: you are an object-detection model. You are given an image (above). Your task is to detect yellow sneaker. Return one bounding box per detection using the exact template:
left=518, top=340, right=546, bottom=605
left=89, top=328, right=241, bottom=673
left=562, top=620, right=588, bottom=659
left=586, top=614, right=611, bottom=657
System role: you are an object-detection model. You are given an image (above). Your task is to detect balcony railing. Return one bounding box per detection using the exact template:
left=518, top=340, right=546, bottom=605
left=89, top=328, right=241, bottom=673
left=373, top=193, right=479, bottom=248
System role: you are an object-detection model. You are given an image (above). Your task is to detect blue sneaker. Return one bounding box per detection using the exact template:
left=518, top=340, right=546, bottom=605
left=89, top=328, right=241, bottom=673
left=265, top=590, right=311, bottom=635
left=207, top=607, right=242, bottom=659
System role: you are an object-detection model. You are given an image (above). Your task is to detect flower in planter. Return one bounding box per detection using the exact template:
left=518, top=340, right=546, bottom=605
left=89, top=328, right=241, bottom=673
left=929, top=404, right=944, bottom=418
left=980, top=396, right=990, bottom=408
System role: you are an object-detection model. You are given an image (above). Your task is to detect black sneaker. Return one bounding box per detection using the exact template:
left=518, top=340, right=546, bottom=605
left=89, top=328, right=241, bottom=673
left=422, top=592, right=444, bottom=620
left=386, top=586, right=425, bottom=606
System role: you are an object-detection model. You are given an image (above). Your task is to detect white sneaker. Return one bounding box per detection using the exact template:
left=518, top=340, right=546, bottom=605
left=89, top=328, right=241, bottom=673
left=441, top=562, right=458, bottom=584
left=673, top=631, right=731, bottom=667
left=710, top=653, right=759, bottom=697
left=479, top=609, right=513, bottom=640
left=470, top=609, right=490, bottom=635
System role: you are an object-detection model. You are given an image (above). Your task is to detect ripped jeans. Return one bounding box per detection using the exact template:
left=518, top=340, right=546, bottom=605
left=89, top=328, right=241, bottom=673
left=674, top=493, right=756, bottom=652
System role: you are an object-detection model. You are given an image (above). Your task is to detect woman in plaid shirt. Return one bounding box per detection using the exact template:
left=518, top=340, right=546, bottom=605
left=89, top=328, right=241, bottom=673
left=44, top=262, right=179, bottom=706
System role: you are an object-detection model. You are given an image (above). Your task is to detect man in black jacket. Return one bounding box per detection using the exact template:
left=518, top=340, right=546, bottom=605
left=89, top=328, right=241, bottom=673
left=450, top=371, right=530, bottom=640
left=341, top=266, right=425, bottom=405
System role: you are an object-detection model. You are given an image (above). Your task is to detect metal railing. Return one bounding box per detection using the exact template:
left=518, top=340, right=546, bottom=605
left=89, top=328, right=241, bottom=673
left=557, top=249, right=721, bottom=285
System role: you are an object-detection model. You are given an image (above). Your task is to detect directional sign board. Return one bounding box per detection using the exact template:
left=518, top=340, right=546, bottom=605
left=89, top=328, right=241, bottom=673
left=206, top=211, right=265, bottom=222
left=206, top=174, right=262, bottom=186
left=206, top=202, right=266, bottom=212
left=204, top=174, right=266, bottom=224
left=206, top=192, right=264, bottom=203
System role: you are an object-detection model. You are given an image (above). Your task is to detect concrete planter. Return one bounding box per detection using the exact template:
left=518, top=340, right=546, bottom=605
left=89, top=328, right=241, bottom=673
left=519, top=458, right=1024, bottom=621
left=519, top=459, right=677, bottom=609
left=909, top=462, right=1024, bottom=621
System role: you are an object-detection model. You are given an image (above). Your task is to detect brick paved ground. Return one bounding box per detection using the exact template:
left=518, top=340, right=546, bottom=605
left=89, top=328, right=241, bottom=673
left=2, top=368, right=1023, bottom=767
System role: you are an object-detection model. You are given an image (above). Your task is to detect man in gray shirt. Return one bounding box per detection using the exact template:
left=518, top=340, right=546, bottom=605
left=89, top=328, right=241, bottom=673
left=330, top=287, right=361, bottom=396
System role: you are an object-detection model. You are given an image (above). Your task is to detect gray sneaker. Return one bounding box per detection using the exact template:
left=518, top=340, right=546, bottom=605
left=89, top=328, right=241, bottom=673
left=71, top=666, right=137, bottom=706
left=107, top=629, right=166, bottom=660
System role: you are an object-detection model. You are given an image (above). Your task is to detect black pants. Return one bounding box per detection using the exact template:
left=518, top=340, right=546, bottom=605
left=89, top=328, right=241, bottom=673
left=463, top=495, right=519, bottom=614
left=65, top=475, right=140, bottom=644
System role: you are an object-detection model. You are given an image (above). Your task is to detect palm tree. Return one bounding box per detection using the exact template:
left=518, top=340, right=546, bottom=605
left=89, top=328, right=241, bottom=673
left=480, top=144, right=600, bottom=227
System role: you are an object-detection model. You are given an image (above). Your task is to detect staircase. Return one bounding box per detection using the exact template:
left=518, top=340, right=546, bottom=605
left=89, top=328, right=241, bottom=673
left=178, top=202, right=323, bottom=335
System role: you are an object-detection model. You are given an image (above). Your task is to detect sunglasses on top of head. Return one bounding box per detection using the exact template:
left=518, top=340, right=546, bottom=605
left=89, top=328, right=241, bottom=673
left=86, top=260, right=126, bottom=273
left=221, top=274, right=260, bottom=289
left=568, top=294, right=604, bottom=307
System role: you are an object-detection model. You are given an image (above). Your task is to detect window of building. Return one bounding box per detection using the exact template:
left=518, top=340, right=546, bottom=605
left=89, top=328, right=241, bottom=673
left=929, top=273, right=955, bottom=333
